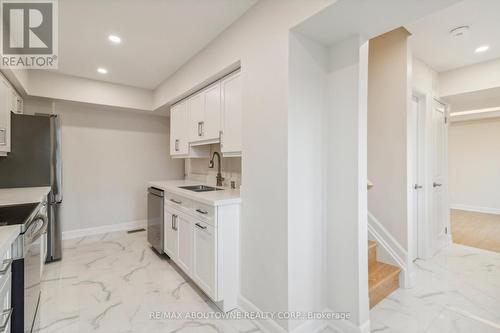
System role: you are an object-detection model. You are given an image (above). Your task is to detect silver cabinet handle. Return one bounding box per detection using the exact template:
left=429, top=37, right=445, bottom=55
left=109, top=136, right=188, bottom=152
left=0, top=259, right=13, bottom=275
left=172, top=215, right=178, bottom=231
left=175, top=139, right=179, bottom=152
left=195, top=223, right=207, bottom=230
left=0, top=128, right=6, bottom=146
left=196, top=209, right=208, bottom=215
left=414, top=184, right=423, bottom=190
left=198, top=122, right=204, bottom=137
left=170, top=199, right=182, bottom=205
left=433, top=182, right=442, bottom=187
left=219, top=130, right=223, bottom=148
left=171, top=214, right=174, bottom=230
left=0, top=308, right=13, bottom=332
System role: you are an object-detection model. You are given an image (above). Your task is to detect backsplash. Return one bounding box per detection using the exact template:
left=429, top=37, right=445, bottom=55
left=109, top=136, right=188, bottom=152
left=185, top=144, right=241, bottom=188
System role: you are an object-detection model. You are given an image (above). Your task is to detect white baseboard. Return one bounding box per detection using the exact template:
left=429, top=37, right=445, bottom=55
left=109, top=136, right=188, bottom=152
left=328, top=315, right=370, bottom=333
left=62, top=219, right=147, bottom=240
left=368, top=212, right=413, bottom=288
left=237, top=296, right=368, bottom=333
left=237, top=295, right=287, bottom=333
left=450, top=204, right=500, bottom=215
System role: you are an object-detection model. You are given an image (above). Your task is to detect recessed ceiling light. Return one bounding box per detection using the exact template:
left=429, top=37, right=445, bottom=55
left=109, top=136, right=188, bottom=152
left=97, top=67, right=108, bottom=74
left=108, top=35, right=121, bottom=44
left=475, top=45, right=490, bottom=53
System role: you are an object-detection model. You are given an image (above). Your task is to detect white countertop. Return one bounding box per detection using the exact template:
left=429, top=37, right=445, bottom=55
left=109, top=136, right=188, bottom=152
left=149, top=180, right=241, bottom=206
left=0, top=187, right=51, bottom=207
left=0, top=225, right=20, bottom=255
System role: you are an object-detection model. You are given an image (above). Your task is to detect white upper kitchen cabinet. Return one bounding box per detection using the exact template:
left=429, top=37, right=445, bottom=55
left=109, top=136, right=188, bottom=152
left=10, top=89, right=23, bottom=114
left=188, top=82, right=221, bottom=144
left=220, top=71, right=242, bottom=156
left=170, top=101, right=189, bottom=157
left=0, top=78, right=11, bottom=156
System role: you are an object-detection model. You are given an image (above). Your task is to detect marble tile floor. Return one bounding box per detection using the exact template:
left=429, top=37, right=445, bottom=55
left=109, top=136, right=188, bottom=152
left=36, top=231, right=263, bottom=333
left=370, top=243, right=500, bottom=333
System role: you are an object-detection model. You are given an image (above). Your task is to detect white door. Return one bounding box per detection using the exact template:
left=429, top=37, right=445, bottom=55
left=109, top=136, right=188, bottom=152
left=193, top=220, right=217, bottom=300
left=170, top=101, right=188, bottom=156
left=188, top=93, right=205, bottom=142
left=221, top=71, right=242, bottom=155
left=176, top=214, right=193, bottom=274
left=410, top=96, right=421, bottom=261
left=203, top=82, right=221, bottom=141
left=431, top=101, right=448, bottom=254
left=163, top=208, right=179, bottom=260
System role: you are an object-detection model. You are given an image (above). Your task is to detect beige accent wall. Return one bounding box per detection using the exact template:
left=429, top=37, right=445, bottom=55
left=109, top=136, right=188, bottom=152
left=368, top=27, right=411, bottom=249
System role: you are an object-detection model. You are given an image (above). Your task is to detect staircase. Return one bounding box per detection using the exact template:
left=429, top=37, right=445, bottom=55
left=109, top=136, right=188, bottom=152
left=368, top=240, right=401, bottom=308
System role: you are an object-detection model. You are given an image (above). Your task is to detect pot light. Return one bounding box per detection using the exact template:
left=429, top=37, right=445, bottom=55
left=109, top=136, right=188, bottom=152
left=475, top=45, right=490, bottom=53
left=97, top=67, right=108, bottom=74
left=108, top=34, right=121, bottom=44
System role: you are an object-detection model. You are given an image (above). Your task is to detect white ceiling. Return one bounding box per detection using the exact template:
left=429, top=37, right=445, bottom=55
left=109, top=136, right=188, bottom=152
left=406, top=0, right=500, bottom=73
left=53, top=0, right=257, bottom=89
left=294, top=0, right=460, bottom=46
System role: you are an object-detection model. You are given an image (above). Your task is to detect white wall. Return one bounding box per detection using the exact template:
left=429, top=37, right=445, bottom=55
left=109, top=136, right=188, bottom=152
left=25, top=99, right=184, bottom=232
left=449, top=118, right=500, bottom=214
left=152, top=2, right=337, bottom=330
left=28, top=71, right=154, bottom=111
left=325, top=36, right=369, bottom=331
left=439, top=58, right=500, bottom=98
left=288, top=32, right=328, bottom=331
left=368, top=28, right=411, bottom=249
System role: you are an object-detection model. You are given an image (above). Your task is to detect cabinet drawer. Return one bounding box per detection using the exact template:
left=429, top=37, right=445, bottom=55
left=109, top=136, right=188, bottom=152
left=191, top=202, right=215, bottom=223
left=165, top=192, right=190, bottom=208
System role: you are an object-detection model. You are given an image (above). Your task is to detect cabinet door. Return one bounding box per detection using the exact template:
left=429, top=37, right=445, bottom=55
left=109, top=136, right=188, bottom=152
left=221, top=72, right=242, bottom=155
left=170, top=101, right=188, bottom=156
left=188, top=92, right=205, bottom=142
left=193, top=220, right=217, bottom=300
left=0, top=79, right=11, bottom=154
left=163, top=208, right=178, bottom=260
left=203, top=82, right=221, bottom=141
left=176, top=215, right=193, bottom=274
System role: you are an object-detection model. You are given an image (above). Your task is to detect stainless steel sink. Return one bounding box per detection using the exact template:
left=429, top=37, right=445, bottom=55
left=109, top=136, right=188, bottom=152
left=178, top=185, right=224, bottom=192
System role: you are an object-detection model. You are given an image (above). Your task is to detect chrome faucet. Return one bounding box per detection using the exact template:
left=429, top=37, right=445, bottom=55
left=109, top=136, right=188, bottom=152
left=209, top=152, right=224, bottom=187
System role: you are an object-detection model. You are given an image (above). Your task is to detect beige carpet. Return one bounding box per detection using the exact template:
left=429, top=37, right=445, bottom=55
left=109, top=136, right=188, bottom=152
left=451, top=209, right=500, bottom=253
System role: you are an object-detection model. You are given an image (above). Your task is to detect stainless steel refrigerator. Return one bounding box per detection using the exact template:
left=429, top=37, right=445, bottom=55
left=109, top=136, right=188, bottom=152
left=0, top=113, right=63, bottom=262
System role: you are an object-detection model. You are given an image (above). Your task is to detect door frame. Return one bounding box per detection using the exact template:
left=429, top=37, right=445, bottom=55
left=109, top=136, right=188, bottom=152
left=409, top=91, right=427, bottom=261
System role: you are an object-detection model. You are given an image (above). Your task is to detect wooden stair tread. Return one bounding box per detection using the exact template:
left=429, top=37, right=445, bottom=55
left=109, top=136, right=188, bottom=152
left=368, top=240, right=377, bottom=249
left=369, top=261, right=401, bottom=290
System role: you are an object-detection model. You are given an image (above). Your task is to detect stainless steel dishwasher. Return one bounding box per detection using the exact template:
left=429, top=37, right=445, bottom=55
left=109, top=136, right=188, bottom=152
left=147, top=187, right=164, bottom=254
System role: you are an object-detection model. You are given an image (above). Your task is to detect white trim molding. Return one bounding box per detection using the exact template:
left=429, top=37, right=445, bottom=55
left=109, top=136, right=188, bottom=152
left=62, top=219, right=147, bottom=240
left=237, top=295, right=287, bottom=333
left=368, top=212, right=415, bottom=288
left=450, top=204, right=500, bottom=215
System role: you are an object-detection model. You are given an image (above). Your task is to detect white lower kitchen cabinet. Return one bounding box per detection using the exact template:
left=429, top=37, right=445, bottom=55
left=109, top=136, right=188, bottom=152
left=176, top=214, right=192, bottom=274
left=163, top=209, right=178, bottom=259
left=192, top=220, right=217, bottom=300
left=162, top=192, right=240, bottom=312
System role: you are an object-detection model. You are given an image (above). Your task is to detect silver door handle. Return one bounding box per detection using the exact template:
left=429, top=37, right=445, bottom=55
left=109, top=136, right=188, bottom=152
left=196, top=209, right=208, bottom=215
left=170, top=199, right=182, bottom=205
left=433, top=182, right=442, bottom=187
left=0, top=259, right=13, bottom=275
left=414, top=184, right=423, bottom=190
left=0, top=308, right=13, bottom=331
left=195, top=223, right=207, bottom=230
